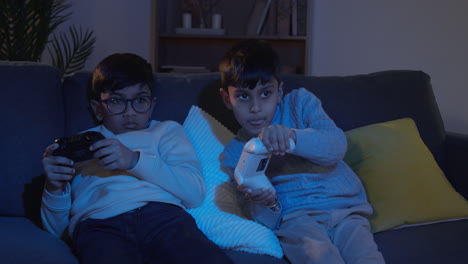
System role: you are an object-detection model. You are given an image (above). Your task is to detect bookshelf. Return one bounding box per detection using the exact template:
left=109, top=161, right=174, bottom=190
left=151, top=0, right=309, bottom=74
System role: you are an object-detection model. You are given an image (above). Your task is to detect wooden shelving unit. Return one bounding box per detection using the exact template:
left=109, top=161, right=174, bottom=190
left=151, top=0, right=309, bottom=74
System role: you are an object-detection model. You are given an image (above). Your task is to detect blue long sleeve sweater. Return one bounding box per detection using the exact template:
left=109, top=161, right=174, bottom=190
left=222, top=88, right=372, bottom=226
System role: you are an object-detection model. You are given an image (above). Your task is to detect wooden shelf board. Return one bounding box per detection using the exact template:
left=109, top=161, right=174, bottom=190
left=159, top=34, right=306, bottom=41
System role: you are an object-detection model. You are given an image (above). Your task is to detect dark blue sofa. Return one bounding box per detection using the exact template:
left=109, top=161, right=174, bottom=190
left=1, top=61, right=467, bottom=264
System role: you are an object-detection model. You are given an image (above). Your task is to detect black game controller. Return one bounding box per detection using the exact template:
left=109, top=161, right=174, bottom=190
left=53, top=131, right=105, bottom=162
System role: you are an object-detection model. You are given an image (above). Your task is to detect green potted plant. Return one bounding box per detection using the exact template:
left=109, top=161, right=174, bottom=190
left=0, top=0, right=96, bottom=78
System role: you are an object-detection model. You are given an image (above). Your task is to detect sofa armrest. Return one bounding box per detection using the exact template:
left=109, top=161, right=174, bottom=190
left=446, top=132, right=468, bottom=199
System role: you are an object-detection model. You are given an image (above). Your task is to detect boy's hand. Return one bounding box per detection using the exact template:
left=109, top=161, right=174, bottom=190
left=238, top=186, right=277, bottom=207
left=91, top=138, right=139, bottom=171
left=259, top=124, right=296, bottom=155
left=42, top=143, right=75, bottom=195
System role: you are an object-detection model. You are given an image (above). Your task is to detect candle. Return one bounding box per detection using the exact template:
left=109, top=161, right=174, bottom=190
left=182, top=13, right=192, bottom=28
left=212, top=13, right=222, bottom=29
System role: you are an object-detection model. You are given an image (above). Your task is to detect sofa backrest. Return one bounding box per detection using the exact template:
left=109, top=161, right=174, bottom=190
left=0, top=63, right=446, bottom=220
left=282, top=71, right=446, bottom=169
left=63, top=70, right=446, bottom=170
left=0, top=62, right=64, bottom=219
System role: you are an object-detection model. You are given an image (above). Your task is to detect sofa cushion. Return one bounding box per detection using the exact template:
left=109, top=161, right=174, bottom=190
left=154, top=72, right=221, bottom=124
left=343, top=118, right=468, bottom=233
left=0, top=62, right=64, bottom=218
left=0, top=217, right=78, bottom=264
left=224, top=250, right=288, bottom=264
left=375, top=220, right=468, bottom=264
left=183, top=106, right=283, bottom=258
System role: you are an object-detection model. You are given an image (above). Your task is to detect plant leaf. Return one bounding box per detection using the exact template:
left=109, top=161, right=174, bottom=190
left=0, top=0, right=71, bottom=61
left=47, top=24, right=96, bottom=77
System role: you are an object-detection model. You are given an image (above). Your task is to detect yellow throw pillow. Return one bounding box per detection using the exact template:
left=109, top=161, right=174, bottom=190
left=344, top=118, right=468, bottom=233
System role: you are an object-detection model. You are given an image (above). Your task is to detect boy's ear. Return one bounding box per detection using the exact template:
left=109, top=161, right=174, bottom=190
left=90, top=100, right=104, bottom=121
left=278, top=81, right=284, bottom=101
left=219, top=88, right=233, bottom=110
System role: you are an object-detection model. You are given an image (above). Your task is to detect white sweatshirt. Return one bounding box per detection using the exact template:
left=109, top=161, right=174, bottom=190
left=41, top=120, right=205, bottom=238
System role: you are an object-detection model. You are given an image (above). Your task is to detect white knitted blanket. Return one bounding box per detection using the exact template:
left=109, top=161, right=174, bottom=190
left=183, top=106, right=283, bottom=258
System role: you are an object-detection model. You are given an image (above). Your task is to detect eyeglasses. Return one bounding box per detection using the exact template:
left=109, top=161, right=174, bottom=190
left=100, top=96, right=155, bottom=114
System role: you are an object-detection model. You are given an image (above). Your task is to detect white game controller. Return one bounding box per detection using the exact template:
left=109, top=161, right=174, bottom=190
left=234, top=137, right=295, bottom=190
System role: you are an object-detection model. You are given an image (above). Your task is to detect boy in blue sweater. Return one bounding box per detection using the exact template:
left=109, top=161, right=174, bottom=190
left=219, top=40, right=385, bottom=264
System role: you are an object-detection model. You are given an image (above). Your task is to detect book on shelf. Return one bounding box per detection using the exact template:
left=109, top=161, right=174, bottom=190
left=256, top=0, right=272, bottom=35
left=276, top=0, right=291, bottom=36
left=297, top=0, right=308, bottom=36
left=291, top=0, right=298, bottom=36
left=246, top=0, right=273, bottom=35
left=274, top=0, right=307, bottom=37
left=263, top=0, right=277, bottom=35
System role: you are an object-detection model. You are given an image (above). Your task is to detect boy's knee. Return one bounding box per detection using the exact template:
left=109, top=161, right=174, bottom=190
left=340, top=214, right=371, bottom=231
left=333, top=215, right=384, bottom=264
left=282, top=236, right=344, bottom=264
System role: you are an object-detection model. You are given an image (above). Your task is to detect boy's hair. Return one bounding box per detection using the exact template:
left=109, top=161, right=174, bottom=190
left=88, top=53, right=153, bottom=101
left=219, top=39, right=280, bottom=91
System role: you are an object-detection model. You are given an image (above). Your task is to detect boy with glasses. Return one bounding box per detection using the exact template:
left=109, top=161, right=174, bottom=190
left=41, top=53, right=233, bottom=264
